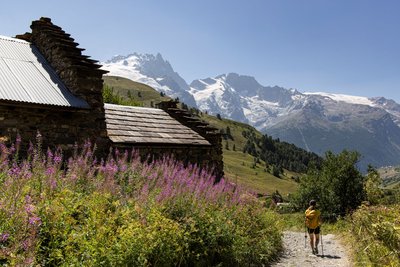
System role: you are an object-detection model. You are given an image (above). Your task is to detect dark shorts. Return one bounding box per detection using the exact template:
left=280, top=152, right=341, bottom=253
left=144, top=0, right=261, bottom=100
left=307, top=226, right=320, bottom=234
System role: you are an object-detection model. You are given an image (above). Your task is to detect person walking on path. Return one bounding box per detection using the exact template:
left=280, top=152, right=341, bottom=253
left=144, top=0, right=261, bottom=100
left=305, top=199, right=321, bottom=254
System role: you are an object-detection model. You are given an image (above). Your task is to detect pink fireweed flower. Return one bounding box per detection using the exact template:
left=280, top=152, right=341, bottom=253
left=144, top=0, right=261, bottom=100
left=86, top=151, right=93, bottom=158
left=22, top=239, right=30, bottom=251
left=105, top=161, right=118, bottom=174
left=23, top=172, right=33, bottom=180
left=27, top=141, right=34, bottom=154
left=46, top=149, right=53, bottom=161
left=25, top=204, right=34, bottom=214
left=83, top=140, right=92, bottom=149
left=16, top=133, right=21, bottom=143
left=53, top=155, right=62, bottom=164
left=0, top=232, right=9, bottom=243
left=8, top=162, right=21, bottom=176
left=69, top=173, right=78, bottom=182
left=77, top=158, right=84, bottom=166
left=147, top=172, right=158, bottom=180
left=28, top=215, right=42, bottom=226
left=119, top=162, right=128, bottom=172
left=45, top=166, right=56, bottom=176
left=25, top=195, right=32, bottom=204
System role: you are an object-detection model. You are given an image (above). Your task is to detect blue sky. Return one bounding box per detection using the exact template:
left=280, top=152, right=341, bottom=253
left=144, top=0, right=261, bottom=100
left=1, top=0, right=399, bottom=102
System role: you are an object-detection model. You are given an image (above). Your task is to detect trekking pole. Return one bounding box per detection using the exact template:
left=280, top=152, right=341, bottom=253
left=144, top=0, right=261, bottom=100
left=304, top=222, right=307, bottom=248
left=320, top=228, right=324, bottom=257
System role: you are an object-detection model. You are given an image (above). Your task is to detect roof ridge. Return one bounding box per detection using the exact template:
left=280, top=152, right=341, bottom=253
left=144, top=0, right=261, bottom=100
left=0, top=35, right=29, bottom=44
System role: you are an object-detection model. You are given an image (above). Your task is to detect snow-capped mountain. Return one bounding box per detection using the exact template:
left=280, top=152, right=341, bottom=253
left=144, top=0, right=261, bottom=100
left=190, top=73, right=400, bottom=169
left=101, top=53, right=197, bottom=107
left=190, top=73, right=308, bottom=130
left=101, top=53, right=400, bottom=170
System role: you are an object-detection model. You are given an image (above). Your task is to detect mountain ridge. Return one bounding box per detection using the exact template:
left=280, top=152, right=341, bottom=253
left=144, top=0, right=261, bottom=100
left=101, top=53, right=400, bottom=170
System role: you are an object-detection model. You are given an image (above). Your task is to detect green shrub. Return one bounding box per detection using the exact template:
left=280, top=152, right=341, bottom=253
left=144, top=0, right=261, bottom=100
left=292, top=150, right=365, bottom=218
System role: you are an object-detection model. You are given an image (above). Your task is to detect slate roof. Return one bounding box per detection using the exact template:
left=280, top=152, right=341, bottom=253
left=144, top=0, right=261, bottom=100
left=104, top=103, right=211, bottom=145
left=0, top=35, right=89, bottom=108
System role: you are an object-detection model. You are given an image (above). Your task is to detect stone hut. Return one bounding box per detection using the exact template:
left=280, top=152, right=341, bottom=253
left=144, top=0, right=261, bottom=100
left=0, top=17, right=223, bottom=179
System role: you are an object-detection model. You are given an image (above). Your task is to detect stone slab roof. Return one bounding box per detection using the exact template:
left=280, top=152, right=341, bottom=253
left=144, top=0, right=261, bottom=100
left=104, top=103, right=211, bottom=145
left=0, top=35, right=89, bottom=108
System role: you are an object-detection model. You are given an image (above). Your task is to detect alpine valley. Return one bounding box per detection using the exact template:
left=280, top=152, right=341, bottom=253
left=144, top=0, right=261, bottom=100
left=101, top=53, right=400, bottom=171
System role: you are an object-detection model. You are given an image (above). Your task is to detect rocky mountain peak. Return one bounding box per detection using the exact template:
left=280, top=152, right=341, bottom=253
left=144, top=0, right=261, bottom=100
left=101, top=53, right=197, bottom=107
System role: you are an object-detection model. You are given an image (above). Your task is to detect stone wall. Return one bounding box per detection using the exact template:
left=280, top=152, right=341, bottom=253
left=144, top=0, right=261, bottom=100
left=0, top=103, right=109, bottom=155
left=112, top=143, right=220, bottom=176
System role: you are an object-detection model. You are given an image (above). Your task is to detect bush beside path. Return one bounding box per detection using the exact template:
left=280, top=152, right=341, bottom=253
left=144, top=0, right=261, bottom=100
left=272, top=231, right=352, bottom=267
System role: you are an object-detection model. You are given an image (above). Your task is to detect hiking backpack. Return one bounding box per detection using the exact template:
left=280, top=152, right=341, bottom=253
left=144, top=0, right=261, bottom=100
left=305, top=208, right=320, bottom=229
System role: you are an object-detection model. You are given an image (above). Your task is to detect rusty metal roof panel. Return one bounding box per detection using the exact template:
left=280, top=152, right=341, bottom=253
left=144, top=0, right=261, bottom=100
left=104, top=103, right=211, bottom=146
left=0, top=35, right=89, bottom=108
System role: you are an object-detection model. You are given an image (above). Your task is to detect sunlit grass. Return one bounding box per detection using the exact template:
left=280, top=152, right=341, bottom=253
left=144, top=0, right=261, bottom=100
left=223, top=149, right=299, bottom=196
left=103, top=76, right=170, bottom=107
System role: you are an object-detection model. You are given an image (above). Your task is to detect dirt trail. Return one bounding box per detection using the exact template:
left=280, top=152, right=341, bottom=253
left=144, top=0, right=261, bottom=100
left=272, top=231, right=352, bottom=267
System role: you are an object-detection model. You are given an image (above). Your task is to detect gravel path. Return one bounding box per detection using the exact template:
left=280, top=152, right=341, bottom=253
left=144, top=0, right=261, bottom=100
left=272, top=231, right=352, bottom=267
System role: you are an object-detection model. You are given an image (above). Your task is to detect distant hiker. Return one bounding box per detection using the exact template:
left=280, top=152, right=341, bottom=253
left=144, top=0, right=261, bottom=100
left=305, top=199, right=321, bottom=254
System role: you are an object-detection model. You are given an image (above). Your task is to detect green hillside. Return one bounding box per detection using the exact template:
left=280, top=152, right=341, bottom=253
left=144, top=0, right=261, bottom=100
left=197, top=114, right=300, bottom=195
left=103, top=76, right=306, bottom=195
left=103, top=76, right=170, bottom=107
left=379, top=165, right=400, bottom=189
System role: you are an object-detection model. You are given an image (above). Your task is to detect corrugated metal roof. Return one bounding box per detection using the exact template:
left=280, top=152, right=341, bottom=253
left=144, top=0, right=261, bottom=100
left=0, top=35, right=89, bottom=108
left=104, top=103, right=211, bottom=146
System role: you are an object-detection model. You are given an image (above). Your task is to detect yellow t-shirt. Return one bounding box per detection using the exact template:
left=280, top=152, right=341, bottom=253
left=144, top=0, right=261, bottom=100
left=305, top=208, right=321, bottom=229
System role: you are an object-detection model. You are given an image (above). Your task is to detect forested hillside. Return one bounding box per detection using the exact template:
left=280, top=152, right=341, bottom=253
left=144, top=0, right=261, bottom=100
left=243, top=130, right=323, bottom=173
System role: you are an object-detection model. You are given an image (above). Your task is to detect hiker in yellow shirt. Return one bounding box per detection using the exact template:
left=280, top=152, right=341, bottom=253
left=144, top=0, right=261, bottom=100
left=305, top=199, right=321, bottom=254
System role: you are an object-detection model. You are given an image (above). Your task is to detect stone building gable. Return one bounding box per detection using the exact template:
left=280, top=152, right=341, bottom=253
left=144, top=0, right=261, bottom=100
left=9, top=17, right=110, bottom=151
left=16, top=17, right=107, bottom=110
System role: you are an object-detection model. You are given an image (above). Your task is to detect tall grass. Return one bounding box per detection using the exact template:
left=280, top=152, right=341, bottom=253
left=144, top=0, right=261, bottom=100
left=0, top=134, right=282, bottom=266
left=350, top=204, right=400, bottom=266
